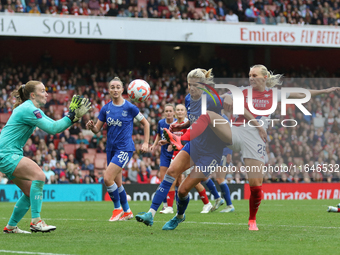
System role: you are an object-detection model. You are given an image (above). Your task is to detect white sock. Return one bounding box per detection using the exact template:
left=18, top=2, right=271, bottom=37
left=126, top=209, right=131, bottom=213
left=6, top=224, right=16, bottom=229
left=32, top=217, right=41, bottom=224
left=148, top=208, right=157, bottom=217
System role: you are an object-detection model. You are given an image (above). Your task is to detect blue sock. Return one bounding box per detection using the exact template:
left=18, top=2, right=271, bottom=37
left=106, top=183, right=121, bottom=209
left=203, top=178, right=220, bottom=199
left=150, top=174, right=175, bottom=211
left=175, top=186, right=179, bottom=204
left=177, top=194, right=189, bottom=216
left=220, top=181, right=232, bottom=206
left=163, top=196, right=168, bottom=205
left=118, top=185, right=130, bottom=212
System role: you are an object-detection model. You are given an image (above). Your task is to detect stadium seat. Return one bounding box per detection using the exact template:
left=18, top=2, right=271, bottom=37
left=96, top=153, right=106, bottom=160
left=64, top=144, right=77, bottom=155
left=83, top=153, right=95, bottom=164
left=84, top=135, right=92, bottom=142
left=94, top=158, right=106, bottom=170
left=54, top=139, right=60, bottom=149
left=0, top=113, right=11, bottom=124
left=87, top=148, right=97, bottom=155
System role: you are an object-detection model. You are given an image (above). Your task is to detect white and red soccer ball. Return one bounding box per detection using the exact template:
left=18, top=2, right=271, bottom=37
left=128, top=79, right=151, bottom=103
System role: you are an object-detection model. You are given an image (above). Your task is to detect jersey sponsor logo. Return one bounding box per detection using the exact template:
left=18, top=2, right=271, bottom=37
left=33, top=109, right=42, bottom=119
left=122, top=110, right=128, bottom=117
left=106, top=110, right=110, bottom=114
left=264, top=94, right=270, bottom=98
left=107, top=117, right=122, bottom=127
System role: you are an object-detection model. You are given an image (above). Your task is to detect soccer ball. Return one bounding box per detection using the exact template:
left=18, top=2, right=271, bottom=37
left=127, top=79, right=151, bottom=102
left=126, top=194, right=131, bottom=202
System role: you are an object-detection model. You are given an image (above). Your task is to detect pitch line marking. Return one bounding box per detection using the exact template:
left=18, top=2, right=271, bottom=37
left=0, top=250, right=71, bottom=255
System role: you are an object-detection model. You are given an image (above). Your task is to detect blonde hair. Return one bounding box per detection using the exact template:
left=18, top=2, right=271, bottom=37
left=11, top=80, right=41, bottom=109
left=175, top=104, right=186, bottom=111
left=109, top=77, right=123, bottom=87
left=187, top=68, right=214, bottom=85
left=251, top=65, right=283, bottom=88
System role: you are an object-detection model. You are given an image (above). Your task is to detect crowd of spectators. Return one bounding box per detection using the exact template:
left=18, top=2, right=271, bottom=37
left=1, top=59, right=340, bottom=185
left=1, top=0, right=340, bottom=26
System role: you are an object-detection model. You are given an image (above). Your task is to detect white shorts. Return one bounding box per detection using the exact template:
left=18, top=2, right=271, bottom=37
left=170, top=159, right=194, bottom=177
left=227, top=126, right=266, bottom=163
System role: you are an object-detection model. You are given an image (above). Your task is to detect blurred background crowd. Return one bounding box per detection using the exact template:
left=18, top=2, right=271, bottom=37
left=0, top=58, right=340, bottom=185
left=1, top=0, right=340, bottom=26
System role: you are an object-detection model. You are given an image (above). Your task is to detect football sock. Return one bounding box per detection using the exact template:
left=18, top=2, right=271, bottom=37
left=249, top=186, right=262, bottom=221
left=167, top=191, right=175, bottom=208
left=203, top=178, right=221, bottom=199
left=106, top=183, right=121, bottom=209
left=198, top=189, right=210, bottom=205
left=175, top=186, right=179, bottom=203
left=8, top=194, right=30, bottom=227
left=118, top=185, right=130, bottom=212
left=150, top=174, right=175, bottom=212
left=220, top=180, right=232, bottom=206
left=30, top=180, right=44, bottom=219
left=177, top=194, right=189, bottom=218
left=181, top=114, right=211, bottom=141
left=163, top=196, right=168, bottom=208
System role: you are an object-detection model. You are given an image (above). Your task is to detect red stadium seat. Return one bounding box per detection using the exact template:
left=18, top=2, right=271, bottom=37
left=87, top=148, right=97, bottom=155
left=83, top=153, right=95, bottom=164
left=94, top=158, right=106, bottom=170
left=0, top=113, right=11, bottom=124
left=64, top=144, right=77, bottom=155
left=96, top=153, right=106, bottom=160
left=54, top=139, right=60, bottom=149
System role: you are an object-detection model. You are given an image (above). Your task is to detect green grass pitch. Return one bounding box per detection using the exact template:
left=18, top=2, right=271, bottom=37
left=0, top=199, right=339, bottom=255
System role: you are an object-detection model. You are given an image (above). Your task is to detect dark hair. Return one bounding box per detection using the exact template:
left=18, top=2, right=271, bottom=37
left=139, top=170, right=150, bottom=182
left=11, top=80, right=41, bottom=109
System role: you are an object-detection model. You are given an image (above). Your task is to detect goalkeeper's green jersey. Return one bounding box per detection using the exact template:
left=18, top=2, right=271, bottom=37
left=0, top=100, right=72, bottom=155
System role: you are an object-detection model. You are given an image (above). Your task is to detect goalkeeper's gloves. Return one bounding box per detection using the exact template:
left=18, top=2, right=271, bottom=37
left=67, top=95, right=82, bottom=123
left=73, top=98, right=92, bottom=122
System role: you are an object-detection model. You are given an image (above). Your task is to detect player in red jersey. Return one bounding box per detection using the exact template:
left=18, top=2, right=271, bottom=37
left=160, top=104, right=213, bottom=214
left=168, top=64, right=340, bottom=230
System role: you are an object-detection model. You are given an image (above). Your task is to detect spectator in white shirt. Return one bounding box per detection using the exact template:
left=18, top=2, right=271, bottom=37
left=225, top=9, right=239, bottom=23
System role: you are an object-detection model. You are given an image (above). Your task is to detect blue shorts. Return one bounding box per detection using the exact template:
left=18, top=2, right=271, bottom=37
left=107, top=150, right=133, bottom=169
left=0, top=152, right=23, bottom=180
left=182, top=142, right=222, bottom=177
left=160, top=153, right=172, bottom=168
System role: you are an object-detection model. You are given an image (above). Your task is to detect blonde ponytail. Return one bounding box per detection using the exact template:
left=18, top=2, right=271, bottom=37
left=251, top=65, right=283, bottom=88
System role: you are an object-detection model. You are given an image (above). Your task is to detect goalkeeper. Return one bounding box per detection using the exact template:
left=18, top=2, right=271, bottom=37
left=0, top=81, right=91, bottom=234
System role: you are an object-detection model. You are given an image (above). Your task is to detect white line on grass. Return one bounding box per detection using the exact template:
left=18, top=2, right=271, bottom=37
left=0, top=250, right=71, bottom=255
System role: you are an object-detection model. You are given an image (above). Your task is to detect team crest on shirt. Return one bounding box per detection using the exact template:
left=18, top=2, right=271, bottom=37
left=264, top=94, right=270, bottom=98
left=33, top=109, right=42, bottom=119
left=122, top=110, right=128, bottom=117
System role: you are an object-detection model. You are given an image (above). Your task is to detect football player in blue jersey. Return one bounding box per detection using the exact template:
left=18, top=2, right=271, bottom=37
left=150, top=104, right=176, bottom=214
left=0, top=81, right=90, bottom=233
left=86, top=77, right=150, bottom=221
left=136, top=68, right=229, bottom=229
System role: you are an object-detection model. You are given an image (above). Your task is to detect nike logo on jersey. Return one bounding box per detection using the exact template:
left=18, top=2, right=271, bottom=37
left=106, top=110, right=110, bottom=114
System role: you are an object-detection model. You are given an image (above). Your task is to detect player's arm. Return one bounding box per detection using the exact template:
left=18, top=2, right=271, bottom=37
left=139, top=117, right=150, bottom=153
left=35, top=113, right=73, bottom=135
left=86, top=119, right=104, bottom=134
left=288, top=87, right=340, bottom=99
left=150, top=133, right=160, bottom=151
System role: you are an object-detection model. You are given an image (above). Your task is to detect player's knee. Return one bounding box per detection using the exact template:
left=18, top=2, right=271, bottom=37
left=178, top=188, right=189, bottom=199
left=215, top=178, right=224, bottom=184
left=249, top=178, right=262, bottom=187
left=35, top=171, right=46, bottom=182
left=103, top=177, right=113, bottom=187
left=166, top=167, right=178, bottom=178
